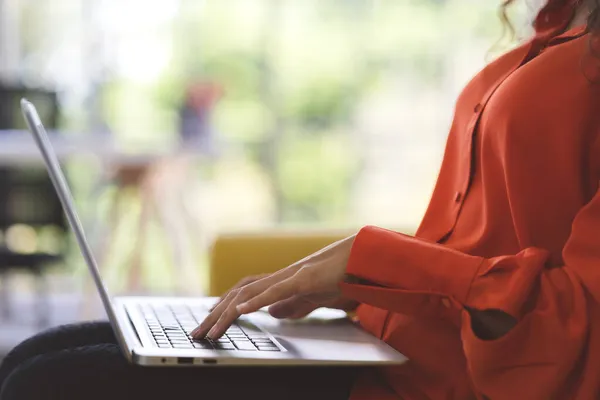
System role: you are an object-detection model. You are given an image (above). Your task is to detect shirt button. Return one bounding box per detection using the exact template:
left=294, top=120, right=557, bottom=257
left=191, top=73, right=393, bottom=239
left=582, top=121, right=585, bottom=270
left=473, top=103, right=482, bottom=113
left=441, top=298, right=452, bottom=308
left=454, top=191, right=462, bottom=203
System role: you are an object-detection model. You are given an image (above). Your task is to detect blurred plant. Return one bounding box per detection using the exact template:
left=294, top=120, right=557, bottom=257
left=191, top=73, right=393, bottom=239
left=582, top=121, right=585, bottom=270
left=277, top=131, right=359, bottom=224
left=14, top=0, right=506, bottom=227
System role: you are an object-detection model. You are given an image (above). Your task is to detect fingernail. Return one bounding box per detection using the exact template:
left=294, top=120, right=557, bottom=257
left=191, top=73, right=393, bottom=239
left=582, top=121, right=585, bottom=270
left=207, top=328, right=217, bottom=339
left=192, top=326, right=208, bottom=339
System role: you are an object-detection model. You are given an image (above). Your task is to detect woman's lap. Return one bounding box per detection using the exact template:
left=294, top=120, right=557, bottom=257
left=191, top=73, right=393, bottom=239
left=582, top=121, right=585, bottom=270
left=0, top=322, right=356, bottom=400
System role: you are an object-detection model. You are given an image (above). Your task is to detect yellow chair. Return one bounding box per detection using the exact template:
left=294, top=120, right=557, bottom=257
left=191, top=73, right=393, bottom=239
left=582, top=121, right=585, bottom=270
left=208, top=230, right=352, bottom=296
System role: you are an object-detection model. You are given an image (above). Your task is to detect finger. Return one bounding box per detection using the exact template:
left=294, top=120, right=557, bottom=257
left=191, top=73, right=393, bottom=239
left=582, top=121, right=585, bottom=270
left=206, top=298, right=244, bottom=339
left=197, top=267, right=301, bottom=338
left=210, top=274, right=270, bottom=311
left=192, top=289, right=237, bottom=339
left=196, top=271, right=290, bottom=339
left=206, top=275, right=296, bottom=339
left=235, top=277, right=299, bottom=316
left=268, top=297, right=318, bottom=319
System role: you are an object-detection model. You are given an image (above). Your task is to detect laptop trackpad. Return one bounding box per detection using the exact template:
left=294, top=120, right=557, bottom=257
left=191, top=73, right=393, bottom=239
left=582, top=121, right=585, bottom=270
left=250, top=308, right=371, bottom=342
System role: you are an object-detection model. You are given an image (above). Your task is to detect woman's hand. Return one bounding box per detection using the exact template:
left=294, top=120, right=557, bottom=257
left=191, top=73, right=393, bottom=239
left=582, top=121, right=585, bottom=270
left=191, top=234, right=357, bottom=340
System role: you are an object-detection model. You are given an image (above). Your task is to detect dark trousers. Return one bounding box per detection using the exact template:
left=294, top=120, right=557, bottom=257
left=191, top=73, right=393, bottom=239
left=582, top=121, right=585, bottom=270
left=0, top=322, right=357, bottom=400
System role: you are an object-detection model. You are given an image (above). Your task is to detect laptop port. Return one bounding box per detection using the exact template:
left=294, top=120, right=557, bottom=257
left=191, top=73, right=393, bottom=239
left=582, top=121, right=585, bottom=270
left=178, top=357, right=194, bottom=365
left=203, top=359, right=217, bottom=365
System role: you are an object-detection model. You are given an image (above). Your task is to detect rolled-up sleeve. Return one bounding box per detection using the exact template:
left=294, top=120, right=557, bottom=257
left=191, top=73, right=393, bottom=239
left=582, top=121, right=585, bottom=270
left=340, top=225, right=552, bottom=319
left=340, top=226, right=483, bottom=310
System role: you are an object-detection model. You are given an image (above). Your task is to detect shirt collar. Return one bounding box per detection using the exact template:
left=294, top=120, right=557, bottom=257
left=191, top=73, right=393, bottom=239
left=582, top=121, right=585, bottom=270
left=548, top=24, right=588, bottom=45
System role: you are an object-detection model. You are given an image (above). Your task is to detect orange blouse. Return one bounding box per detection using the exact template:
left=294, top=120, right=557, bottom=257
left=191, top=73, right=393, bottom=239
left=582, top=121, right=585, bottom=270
left=340, top=2, right=600, bottom=400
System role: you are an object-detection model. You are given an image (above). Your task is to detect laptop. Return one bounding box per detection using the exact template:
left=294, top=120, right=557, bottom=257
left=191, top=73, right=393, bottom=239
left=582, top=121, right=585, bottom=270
left=21, top=98, right=407, bottom=367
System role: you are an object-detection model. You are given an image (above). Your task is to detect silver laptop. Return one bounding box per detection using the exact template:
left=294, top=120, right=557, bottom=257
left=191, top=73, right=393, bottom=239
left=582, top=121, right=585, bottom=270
left=21, top=98, right=407, bottom=367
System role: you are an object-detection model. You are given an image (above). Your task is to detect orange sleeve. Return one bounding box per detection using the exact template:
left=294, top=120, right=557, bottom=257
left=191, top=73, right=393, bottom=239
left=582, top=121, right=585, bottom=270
left=339, top=225, right=547, bottom=319
left=340, top=188, right=600, bottom=397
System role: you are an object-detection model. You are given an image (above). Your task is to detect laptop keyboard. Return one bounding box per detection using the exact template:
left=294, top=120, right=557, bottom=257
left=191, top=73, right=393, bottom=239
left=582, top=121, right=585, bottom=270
left=140, top=304, right=281, bottom=352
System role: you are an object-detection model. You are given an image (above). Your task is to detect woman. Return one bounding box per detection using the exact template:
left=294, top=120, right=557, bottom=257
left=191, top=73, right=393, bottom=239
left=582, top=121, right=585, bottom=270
left=2, top=0, right=599, bottom=399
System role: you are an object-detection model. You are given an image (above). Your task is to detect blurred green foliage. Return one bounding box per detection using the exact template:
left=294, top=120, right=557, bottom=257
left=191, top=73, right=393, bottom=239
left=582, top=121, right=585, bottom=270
left=25, top=0, right=510, bottom=226
left=137, top=0, right=503, bottom=224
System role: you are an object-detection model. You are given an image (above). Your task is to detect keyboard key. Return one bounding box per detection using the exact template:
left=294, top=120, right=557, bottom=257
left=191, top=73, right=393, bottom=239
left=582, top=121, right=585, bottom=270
left=253, top=343, right=275, bottom=348
left=256, top=342, right=278, bottom=348
left=167, top=336, right=188, bottom=341
left=234, top=342, right=257, bottom=351
left=257, top=347, right=280, bottom=352
left=214, top=343, right=236, bottom=350
left=254, top=342, right=275, bottom=347
left=158, top=344, right=172, bottom=348
left=193, top=342, right=214, bottom=349
left=168, top=333, right=188, bottom=338
left=251, top=338, right=272, bottom=342
left=245, top=332, right=267, bottom=338
left=231, top=338, right=251, bottom=342
left=170, top=340, right=191, bottom=345
left=168, top=337, right=188, bottom=342
left=173, top=343, right=193, bottom=349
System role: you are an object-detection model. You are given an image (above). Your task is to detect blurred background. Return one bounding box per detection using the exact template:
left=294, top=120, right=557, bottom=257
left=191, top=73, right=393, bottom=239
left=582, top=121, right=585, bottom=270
left=0, top=0, right=534, bottom=355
